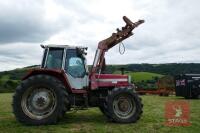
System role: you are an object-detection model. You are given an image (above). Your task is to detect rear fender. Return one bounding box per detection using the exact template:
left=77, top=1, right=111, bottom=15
left=22, top=69, right=72, bottom=93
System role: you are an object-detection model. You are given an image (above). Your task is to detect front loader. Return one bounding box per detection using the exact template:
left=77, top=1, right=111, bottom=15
left=13, top=16, right=144, bottom=125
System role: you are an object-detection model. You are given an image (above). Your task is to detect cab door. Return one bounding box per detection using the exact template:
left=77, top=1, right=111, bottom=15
left=64, top=49, right=88, bottom=89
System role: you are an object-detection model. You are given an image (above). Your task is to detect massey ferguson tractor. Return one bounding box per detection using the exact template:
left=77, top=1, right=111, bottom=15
left=13, top=16, right=144, bottom=125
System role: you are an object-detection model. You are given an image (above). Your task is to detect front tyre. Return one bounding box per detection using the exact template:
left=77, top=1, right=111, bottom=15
left=106, top=88, right=143, bottom=123
left=13, top=75, right=69, bottom=125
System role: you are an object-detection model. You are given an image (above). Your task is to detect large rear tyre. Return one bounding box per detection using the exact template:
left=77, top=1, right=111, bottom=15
left=104, top=88, right=143, bottom=123
left=13, top=75, right=69, bottom=125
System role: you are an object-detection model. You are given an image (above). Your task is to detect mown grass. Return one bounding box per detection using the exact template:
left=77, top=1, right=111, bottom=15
left=0, top=93, right=199, bottom=133
left=114, top=71, right=163, bottom=82
left=129, top=72, right=163, bottom=82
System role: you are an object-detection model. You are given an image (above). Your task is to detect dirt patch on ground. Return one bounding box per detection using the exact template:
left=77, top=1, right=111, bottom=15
left=70, top=123, right=94, bottom=132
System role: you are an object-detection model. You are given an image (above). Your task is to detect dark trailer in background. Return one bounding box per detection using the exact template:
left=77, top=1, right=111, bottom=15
left=175, top=74, right=200, bottom=99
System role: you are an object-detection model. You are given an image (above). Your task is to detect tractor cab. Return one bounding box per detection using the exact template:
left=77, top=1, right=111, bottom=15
left=41, top=45, right=89, bottom=90
left=40, top=45, right=131, bottom=90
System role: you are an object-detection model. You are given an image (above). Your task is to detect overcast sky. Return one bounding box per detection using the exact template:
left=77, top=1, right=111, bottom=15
left=0, top=0, right=200, bottom=71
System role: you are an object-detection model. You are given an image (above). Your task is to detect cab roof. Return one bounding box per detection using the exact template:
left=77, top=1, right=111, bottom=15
left=41, top=44, right=87, bottom=50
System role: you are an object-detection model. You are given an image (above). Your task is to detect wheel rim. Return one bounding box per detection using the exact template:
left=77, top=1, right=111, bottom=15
left=21, top=87, right=57, bottom=120
left=113, top=94, right=136, bottom=119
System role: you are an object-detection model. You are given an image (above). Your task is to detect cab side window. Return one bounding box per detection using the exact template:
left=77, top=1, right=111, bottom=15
left=46, top=48, right=63, bottom=69
left=65, top=49, right=86, bottom=78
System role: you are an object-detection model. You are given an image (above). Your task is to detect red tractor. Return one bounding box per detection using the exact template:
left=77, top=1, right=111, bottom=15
left=13, top=16, right=144, bottom=125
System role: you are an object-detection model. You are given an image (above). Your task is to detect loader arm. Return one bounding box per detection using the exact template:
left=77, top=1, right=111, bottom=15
left=90, top=16, right=144, bottom=90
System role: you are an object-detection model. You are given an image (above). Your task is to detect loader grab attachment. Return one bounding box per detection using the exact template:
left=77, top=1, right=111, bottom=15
left=91, top=16, right=144, bottom=89
left=100, top=16, right=144, bottom=50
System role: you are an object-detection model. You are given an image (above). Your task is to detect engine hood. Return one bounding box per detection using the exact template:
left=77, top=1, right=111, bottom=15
left=95, top=74, right=130, bottom=87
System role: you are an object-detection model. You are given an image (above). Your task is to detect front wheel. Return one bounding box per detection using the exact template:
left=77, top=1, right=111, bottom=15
left=104, top=88, right=143, bottom=123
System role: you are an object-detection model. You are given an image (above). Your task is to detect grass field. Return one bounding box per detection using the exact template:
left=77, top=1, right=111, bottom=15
left=114, top=71, right=163, bottom=82
left=129, top=72, right=163, bottom=82
left=0, top=93, right=199, bottom=133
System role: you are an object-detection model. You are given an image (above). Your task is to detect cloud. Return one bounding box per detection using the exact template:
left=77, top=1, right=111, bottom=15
left=0, top=0, right=200, bottom=71
left=0, top=43, right=42, bottom=71
left=0, top=0, right=71, bottom=43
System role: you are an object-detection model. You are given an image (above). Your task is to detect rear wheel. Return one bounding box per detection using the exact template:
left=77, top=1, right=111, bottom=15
left=13, top=75, right=69, bottom=125
left=21, top=87, right=57, bottom=120
left=102, top=88, right=143, bottom=123
left=197, top=94, right=200, bottom=99
left=192, top=94, right=200, bottom=99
